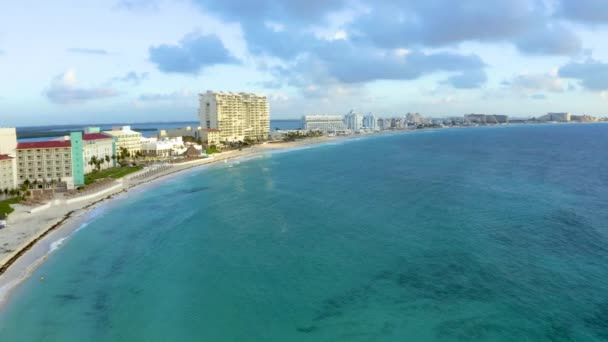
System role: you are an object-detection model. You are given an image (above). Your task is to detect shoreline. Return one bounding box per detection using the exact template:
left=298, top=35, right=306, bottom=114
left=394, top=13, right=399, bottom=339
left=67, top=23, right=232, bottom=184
left=0, top=122, right=605, bottom=309
left=0, top=131, right=393, bottom=307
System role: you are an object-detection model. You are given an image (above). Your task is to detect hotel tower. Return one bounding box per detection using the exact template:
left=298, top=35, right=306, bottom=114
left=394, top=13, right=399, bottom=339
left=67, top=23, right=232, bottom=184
left=199, top=91, right=270, bottom=142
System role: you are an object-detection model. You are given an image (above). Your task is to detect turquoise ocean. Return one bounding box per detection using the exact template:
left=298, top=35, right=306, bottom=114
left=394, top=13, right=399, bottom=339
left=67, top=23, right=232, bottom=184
left=1, top=124, right=607, bottom=341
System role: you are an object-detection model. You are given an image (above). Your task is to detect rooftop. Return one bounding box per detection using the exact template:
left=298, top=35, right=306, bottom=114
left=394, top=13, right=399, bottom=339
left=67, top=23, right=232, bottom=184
left=103, top=129, right=142, bottom=136
left=17, top=140, right=71, bottom=149
left=83, top=133, right=113, bottom=141
left=0, top=154, right=13, bottom=160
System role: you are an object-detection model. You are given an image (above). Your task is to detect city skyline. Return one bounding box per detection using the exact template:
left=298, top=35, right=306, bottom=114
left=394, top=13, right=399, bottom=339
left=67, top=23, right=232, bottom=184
left=2, top=0, right=608, bottom=126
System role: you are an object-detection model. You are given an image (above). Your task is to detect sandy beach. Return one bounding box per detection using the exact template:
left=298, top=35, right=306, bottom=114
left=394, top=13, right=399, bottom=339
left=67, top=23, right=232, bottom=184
left=0, top=132, right=385, bottom=305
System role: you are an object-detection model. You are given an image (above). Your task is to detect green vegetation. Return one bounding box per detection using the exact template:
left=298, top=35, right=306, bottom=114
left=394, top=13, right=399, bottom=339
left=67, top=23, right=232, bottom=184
left=84, top=166, right=143, bottom=185
left=283, top=130, right=323, bottom=142
left=182, top=136, right=203, bottom=145
left=0, top=197, right=21, bottom=219
left=205, top=145, right=219, bottom=154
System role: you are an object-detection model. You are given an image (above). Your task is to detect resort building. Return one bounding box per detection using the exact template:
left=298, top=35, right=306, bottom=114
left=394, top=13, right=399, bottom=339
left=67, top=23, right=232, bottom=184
left=103, top=126, right=142, bottom=156
left=199, top=128, right=221, bottom=146
left=302, top=115, right=348, bottom=133
left=0, top=128, right=18, bottom=156
left=81, top=132, right=116, bottom=174
left=158, top=126, right=201, bottom=140
left=344, top=110, right=363, bottom=131
left=141, top=137, right=185, bottom=157
left=199, top=91, right=270, bottom=142
left=0, top=154, right=16, bottom=190
left=537, top=113, right=571, bottom=122
left=406, top=113, right=425, bottom=125
left=363, top=113, right=378, bottom=130
left=377, top=118, right=391, bottom=130
left=0, top=128, right=18, bottom=189
left=158, top=126, right=222, bottom=147
left=464, top=114, right=509, bottom=124
left=571, top=115, right=598, bottom=122
left=16, top=140, right=77, bottom=190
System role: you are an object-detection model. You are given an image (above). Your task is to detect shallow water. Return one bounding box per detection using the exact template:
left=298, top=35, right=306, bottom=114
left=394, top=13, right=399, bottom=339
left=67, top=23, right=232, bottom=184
left=1, top=124, right=607, bottom=341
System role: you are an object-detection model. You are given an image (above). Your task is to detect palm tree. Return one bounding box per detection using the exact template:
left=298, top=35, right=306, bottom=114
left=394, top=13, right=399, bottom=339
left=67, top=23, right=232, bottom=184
left=89, top=156, right=98, bottom=172
left=105, top=155, right=110, bottom=168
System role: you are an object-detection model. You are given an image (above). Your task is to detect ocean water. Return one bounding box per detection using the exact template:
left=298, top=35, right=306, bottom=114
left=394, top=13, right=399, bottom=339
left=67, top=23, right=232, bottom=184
left=1, top=124, right=608, bottom=341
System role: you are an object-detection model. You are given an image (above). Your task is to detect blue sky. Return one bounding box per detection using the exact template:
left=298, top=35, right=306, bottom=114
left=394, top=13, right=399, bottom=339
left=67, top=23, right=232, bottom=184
left=1, top=0, right=608, bottom=126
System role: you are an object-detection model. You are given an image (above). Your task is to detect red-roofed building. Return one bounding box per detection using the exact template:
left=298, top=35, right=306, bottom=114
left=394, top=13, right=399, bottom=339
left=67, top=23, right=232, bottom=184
left=83, top=133, right=113, bottom=141
left=16, top=138, right=75, bottom=189
left=16, top=140, right=72, bottom=150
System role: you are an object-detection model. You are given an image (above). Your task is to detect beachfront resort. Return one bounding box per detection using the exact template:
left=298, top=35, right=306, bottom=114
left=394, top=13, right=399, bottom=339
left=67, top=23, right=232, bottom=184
left=1, top=90, right=607, bottom=221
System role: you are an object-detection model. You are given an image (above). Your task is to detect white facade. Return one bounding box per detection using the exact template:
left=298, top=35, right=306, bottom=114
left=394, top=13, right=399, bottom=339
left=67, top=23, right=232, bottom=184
left=363, top=113, right=378, bottom=130
left=103, top=126, right=142, bottom=156
left=344, top=110, right=363, bottom=131
left=0, top=128, right=18, bottom=189
left=141, top=137, right=185, bottom=157
left=538, top=112, right=571, bottom=122
left=16, top=141, right=75, bottom=190
left=81, top=134, right=115, bottom=174
left=302, top=115, right=347, bottom=133
left=0, top=156, right=16, bottom=190
left=0, top=128, right=17, bottom=156
left=199, top=91, right=270, bottom=142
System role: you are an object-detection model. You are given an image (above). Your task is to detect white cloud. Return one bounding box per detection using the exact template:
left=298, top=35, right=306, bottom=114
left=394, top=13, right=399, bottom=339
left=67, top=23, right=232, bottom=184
left=506, top=70, right=566, bottom=95
left=45, top=70, right=118, bottom=104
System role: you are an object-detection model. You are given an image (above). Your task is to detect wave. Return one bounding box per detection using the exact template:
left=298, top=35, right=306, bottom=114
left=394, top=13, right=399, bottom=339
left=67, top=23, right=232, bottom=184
left=49, top=237, right=67, bottom=253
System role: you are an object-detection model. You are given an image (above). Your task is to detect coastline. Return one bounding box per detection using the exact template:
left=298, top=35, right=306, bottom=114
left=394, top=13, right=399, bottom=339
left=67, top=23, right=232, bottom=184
left=0, top=131, right=394, bottom=307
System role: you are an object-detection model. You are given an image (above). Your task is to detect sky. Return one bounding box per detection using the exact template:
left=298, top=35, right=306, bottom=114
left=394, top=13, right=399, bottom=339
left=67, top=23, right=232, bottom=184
left=1, top=0, right=608, bottom=126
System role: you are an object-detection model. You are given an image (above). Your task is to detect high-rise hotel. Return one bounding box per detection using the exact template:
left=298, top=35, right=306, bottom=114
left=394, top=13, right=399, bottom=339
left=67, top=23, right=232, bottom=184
left=199, top=91, right=270, bottom=142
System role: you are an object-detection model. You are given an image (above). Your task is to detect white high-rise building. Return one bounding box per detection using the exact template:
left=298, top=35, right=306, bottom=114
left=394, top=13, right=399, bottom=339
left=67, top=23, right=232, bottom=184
left=199, top=90, right=270, bottom=142
left=302, top=115, right=347, bottom=133
left=363, top=112, right=378, bottom=130
left=344, top=110, right=363, bottom=131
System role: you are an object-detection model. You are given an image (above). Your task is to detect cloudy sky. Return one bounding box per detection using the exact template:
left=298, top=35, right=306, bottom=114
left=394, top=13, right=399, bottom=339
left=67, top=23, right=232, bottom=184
left=1, top=0, right=608, bottom=126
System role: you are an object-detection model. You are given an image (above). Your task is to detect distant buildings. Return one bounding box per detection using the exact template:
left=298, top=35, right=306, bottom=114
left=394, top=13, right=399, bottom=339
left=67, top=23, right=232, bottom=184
left=465, top=114, right=509, bottom=124
left=302, top=115, right=347, bottom=133
left=377, top=118, right=391, bottom=130
left=571, top=115, right=598, bottom=122
left=406, top=113, right=424, bottom=125
left=363, top=112, right=378, bottom=130
left=344, top=110, right=363, bottom=131
left=537, top=112, right=571, bottom=122
left=199, top=90, right=270, bottom=142
left=103, top=126, right=142, bottom=156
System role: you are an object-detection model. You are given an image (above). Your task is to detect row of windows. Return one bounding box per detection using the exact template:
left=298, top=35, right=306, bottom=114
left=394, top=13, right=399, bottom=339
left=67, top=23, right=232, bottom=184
left=19, top=173, right=71, bottom=179
left=19, top=166, right=70, bottom=172
left=20, top=148, right=69, bottom=153
left=18, top=154, right=70, bottom=160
